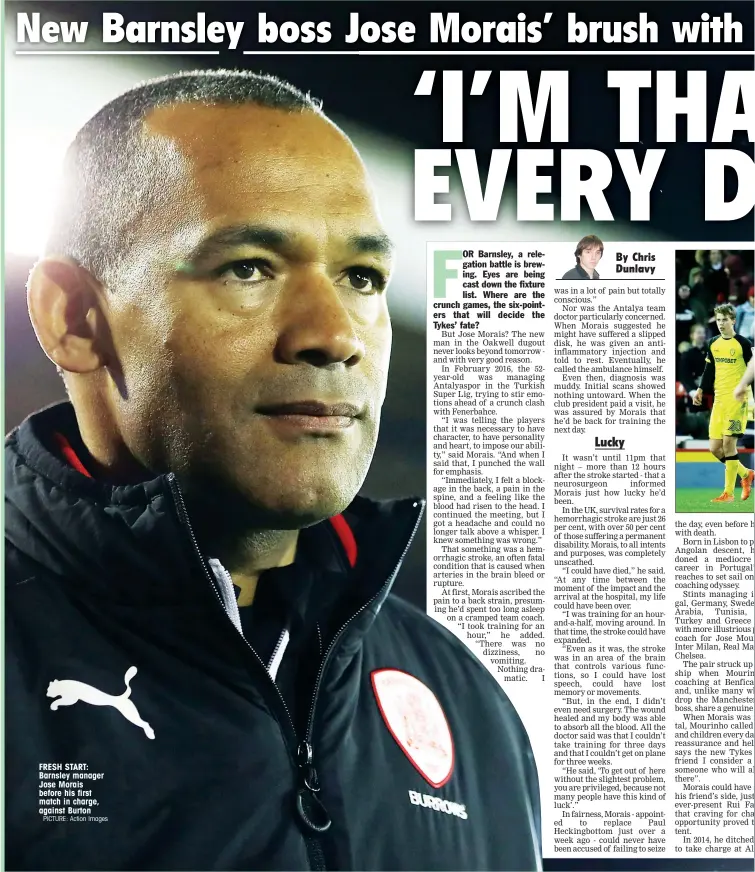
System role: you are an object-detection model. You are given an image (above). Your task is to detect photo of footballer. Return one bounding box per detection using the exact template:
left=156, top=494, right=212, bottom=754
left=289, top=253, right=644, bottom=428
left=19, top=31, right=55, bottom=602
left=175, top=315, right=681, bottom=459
left=674, top=250, right=755, bottom=512
left=692, top=304, right=754, bottom=502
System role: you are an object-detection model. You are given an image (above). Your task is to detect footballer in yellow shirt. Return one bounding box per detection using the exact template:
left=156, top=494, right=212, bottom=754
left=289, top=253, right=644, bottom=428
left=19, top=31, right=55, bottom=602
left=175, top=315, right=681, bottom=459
left=694, top=305, right=754, bottom=502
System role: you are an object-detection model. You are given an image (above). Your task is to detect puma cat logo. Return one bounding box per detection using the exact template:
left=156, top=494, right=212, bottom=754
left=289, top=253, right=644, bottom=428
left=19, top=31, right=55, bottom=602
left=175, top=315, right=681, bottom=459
left=47, top=666, right=155, bottom=739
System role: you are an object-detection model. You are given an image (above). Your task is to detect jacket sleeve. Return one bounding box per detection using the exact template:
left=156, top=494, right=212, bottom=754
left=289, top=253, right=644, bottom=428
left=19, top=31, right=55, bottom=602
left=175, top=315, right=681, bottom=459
left=680, top=350, right=700, bottom=393
left=736, top=333, right=753, bottom=365
left=699, top=339, right=716, bottom=394
left=524, top=736, right=542, bottom=860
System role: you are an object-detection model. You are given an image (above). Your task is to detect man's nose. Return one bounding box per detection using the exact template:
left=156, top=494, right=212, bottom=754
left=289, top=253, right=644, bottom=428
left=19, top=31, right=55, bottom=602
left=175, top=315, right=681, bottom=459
left=274, top=270, right=365, bottom=367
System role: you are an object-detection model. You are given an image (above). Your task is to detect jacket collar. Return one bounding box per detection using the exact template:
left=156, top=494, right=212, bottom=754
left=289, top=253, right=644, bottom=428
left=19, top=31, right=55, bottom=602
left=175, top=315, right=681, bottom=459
left=6, top=403, right=424, bottom=618
left=575, top=263, right=599, bottom=279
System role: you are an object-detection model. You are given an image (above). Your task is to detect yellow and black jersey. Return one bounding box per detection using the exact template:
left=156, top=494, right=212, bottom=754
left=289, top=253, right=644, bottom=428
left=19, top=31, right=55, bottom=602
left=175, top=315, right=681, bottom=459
left=701, top=333, right=752, bottom=397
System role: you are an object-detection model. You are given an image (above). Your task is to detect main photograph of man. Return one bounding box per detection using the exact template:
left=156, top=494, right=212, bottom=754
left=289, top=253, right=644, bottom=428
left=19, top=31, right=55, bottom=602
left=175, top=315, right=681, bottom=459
left=5, top=70, right=541, bottom=872
left=560, top=234, right=604, bottom=280
left=693, top=304, right=754, bottom=503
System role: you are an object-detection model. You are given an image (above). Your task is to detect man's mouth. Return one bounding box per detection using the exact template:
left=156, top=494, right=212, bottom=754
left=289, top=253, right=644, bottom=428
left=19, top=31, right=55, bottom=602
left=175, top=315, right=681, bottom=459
left=257, top=401, right=362, bottom=433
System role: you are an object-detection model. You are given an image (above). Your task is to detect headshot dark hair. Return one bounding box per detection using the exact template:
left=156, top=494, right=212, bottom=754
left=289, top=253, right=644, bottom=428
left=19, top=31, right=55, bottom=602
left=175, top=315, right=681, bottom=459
left=574, top=234, right=604, bottom=265
left=45, top=69, right=323, bottom=286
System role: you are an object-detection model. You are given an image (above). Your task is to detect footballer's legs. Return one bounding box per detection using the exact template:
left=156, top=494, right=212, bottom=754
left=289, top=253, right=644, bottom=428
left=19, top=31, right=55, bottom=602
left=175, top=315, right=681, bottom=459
left=708, top=438, right=734, bottom=503
left=713, top=434, right=750, bottom=503
left=723, top=436, right=755, bottom=500
left=708, top=438, right=724, bottom=463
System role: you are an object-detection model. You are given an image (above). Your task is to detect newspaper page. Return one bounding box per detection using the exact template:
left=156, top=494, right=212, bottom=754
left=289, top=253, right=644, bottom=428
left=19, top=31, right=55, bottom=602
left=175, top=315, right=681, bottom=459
left=4, top=1, right=754, bottom=870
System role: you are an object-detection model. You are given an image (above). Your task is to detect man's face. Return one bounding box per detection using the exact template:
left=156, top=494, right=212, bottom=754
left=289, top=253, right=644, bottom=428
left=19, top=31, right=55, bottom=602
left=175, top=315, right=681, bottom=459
left=691, top=326, right=706, bottom=347
left=103, top=104, right=393, bottom=526
left=710, top=250, right=722, bottom=267
left=578, top=245, right=602, bottom=272
left=716, top=314, right=735, bottom=338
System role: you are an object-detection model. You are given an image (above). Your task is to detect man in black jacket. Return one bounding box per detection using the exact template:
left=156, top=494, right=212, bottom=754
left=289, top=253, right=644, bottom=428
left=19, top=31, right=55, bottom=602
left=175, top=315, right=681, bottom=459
left=6, top=70, right=541, bottom=871
left=679, top=323, right=708, bottom=394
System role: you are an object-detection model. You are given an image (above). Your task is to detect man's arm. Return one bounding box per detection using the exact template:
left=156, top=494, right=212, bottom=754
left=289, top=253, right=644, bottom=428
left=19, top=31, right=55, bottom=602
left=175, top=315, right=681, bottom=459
left=734, top=359, right=754, bottom=400
left=680, top=350, right=701, bottom=394
left=693, top=340, right=716, bottom=406
left=737, top=333, right=753, bottom=365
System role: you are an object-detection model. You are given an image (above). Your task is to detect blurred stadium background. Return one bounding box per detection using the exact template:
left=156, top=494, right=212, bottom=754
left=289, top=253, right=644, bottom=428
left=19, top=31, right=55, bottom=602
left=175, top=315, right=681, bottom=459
left=674, top=249, right=754, bottom=513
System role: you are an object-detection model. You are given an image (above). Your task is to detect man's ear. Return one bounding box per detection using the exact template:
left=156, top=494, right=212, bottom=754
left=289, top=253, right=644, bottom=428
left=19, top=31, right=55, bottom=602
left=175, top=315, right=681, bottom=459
left=27, top=258, right=111, bottom=374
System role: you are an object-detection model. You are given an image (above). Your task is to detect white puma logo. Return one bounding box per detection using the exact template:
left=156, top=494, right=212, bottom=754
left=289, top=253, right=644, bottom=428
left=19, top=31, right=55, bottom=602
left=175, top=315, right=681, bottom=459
left=47, top=666, right=155, bottom=739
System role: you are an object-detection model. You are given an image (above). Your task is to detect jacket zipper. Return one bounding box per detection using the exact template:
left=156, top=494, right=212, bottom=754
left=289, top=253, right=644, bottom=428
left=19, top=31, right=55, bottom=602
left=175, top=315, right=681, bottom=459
left=303, top=502, right=424, bottom=746
left=267, top=627, right=290, bottom=680
left=208, top=557, right=290, bottom=680
left=294, top=502, right=422, bottom=861
left=167, top=477, right=297, bottom=726
left=167, top=474, right=423, bottom=869
left=167, top=474, right=330, bottom=869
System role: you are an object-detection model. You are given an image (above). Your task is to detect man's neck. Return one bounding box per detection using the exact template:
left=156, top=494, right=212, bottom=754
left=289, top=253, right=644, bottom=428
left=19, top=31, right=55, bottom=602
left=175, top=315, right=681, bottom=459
left=211, top=529, right=299, bottom=606
left=73, top=403, right=300, bottom=605
left=74, top=398, right=154, bottom=484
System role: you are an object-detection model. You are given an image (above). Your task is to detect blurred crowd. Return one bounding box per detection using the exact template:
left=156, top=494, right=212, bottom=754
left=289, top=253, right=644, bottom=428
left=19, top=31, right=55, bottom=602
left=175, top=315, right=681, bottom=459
left=675, top=250, right=754, bottom=440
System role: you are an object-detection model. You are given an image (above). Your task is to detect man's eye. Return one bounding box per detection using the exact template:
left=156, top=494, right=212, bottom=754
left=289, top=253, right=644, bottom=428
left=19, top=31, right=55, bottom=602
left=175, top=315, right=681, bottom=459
left=217, top=260, right=271, bottom=283
left=340, top=267, right=387, bottom=294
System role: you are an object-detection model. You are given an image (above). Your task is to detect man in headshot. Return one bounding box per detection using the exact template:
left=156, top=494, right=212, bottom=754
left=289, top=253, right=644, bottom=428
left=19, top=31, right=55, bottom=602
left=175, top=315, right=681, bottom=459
left=561, top=234, right=603, bottom=280
left=693, top=304, right=754, bottom=502
left=6, top=71, right=541, bottom=871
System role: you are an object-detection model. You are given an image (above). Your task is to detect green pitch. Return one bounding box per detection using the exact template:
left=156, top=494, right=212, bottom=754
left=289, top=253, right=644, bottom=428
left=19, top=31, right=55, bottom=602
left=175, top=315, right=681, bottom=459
left=676, top=488, right=755, bottom=514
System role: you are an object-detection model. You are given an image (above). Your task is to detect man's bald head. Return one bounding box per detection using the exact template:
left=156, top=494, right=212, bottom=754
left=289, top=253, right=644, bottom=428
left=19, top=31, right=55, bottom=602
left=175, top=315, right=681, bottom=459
left=45, top=70, right=323, bottom=286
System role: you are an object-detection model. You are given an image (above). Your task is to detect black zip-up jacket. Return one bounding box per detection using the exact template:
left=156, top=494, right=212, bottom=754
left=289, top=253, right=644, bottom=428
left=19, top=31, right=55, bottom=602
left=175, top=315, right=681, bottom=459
left=6, top=404, right=542, bottom=872
left=560, top=264, right=599, bottom=281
